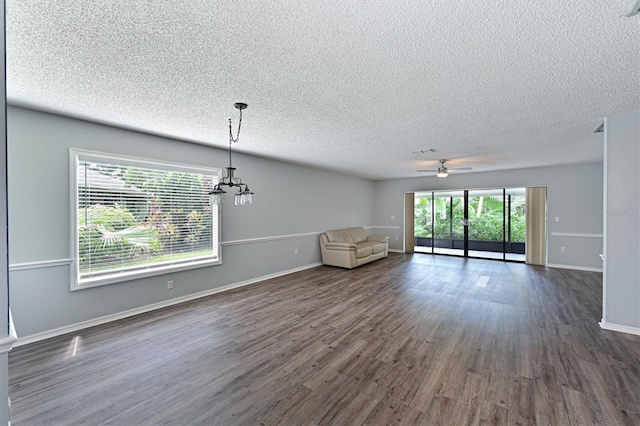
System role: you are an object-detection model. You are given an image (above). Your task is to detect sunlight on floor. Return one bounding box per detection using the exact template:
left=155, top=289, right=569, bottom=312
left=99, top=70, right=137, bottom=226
left=64, top=336, right=82, bottom=359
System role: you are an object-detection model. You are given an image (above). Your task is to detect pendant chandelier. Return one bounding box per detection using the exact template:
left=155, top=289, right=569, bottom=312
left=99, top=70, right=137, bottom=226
left=209, top=102, right=254, bottom=206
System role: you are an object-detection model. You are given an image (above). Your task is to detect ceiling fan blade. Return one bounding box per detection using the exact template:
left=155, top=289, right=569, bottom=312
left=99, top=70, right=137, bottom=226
left=416, top=169, right=437, bottom=172
left=448, top=167, right=473, bottom=171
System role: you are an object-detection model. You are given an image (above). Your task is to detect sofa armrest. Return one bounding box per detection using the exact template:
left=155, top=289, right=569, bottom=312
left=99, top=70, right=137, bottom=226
left=366, top=236, right=389, bottom=243
left=324, top=242, right=357, bottom=251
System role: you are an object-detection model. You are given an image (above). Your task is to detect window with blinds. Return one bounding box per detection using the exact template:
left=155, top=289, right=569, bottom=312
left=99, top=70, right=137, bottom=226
left=71, top=149, right=220, bottom=289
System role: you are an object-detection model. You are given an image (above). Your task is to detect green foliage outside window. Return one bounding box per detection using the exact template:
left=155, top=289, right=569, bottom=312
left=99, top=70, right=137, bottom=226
left=414, top=195, right=526, bottom=242
left=78, top=164, right=213, bottom=274
left=78, top=204, right=162, bottom=268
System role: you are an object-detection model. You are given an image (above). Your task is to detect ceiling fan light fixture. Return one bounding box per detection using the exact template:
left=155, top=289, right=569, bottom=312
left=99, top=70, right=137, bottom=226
left=416, top=159, right=471, bottom=176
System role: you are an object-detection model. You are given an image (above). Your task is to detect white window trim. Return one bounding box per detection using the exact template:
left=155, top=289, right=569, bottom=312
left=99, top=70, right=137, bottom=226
left=69, top=148, right=222, bottom=291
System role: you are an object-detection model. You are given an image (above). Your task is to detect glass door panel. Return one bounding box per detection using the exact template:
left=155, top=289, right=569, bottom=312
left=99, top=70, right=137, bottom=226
left=467, top=189, right=505, bottom=259
left=414, top=193, right=433, bottom=254
left=433, top=191, right=465, bottom=256
left=506, top=188, right=526, bottom=261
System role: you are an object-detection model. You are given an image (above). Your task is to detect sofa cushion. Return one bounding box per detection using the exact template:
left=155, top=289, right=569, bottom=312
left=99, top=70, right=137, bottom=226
left=356, top=245, right=373, bottom=259
left=346, top=227, right=368, bottom=244
left=358, top=241, right=386, bottom=255
left=325, top=229, right=354, bottom=243
left=370, top=242, right=386, bottom=254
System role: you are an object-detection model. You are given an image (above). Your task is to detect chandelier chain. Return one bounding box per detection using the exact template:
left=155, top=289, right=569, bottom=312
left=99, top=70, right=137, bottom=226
left=229, top=108, right=243, bottom=144
left=227, top=108, right=243, bottom=167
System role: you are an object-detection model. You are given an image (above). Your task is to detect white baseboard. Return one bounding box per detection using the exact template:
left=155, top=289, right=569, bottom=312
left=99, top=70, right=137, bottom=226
left=599, top=320, right=640, bottom=336
left=388, top=249, right=404, bottom=253
left=1, top=310, right=18, bottom=355
left=547, top=263, right=603, bottom=272
left=14, top=262, right=323, bottom=347
left=0, top=336, right=17, bottom=355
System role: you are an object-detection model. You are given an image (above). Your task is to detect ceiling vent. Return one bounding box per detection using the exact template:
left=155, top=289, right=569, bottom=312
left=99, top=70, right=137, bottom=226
left=628, top=0, right=640, bottom=16
left=594, top=123, right=604, bottom=133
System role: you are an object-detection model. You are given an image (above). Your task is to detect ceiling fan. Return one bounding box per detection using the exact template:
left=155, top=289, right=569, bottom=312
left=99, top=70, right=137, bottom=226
left=417, top=159, right=472, bottom=177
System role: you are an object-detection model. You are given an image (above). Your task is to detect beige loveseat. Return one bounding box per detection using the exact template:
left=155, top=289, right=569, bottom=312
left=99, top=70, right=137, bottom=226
left=319, top=227, right=389, bottom=269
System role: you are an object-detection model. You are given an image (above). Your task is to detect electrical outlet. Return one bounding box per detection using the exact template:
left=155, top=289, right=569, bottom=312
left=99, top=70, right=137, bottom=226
left=555, top=217, right=560, bottom=223
left=560, top=247, right=566, bottom=253
left=294, top=248, right=298, bottom=255
left=395, top=237, right=399, bottom=241
left=391, top=216, right=395, bottom=220
left=167, top=280, right=173, bottom=290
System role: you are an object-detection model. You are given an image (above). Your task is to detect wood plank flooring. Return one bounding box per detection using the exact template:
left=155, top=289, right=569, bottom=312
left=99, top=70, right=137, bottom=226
left=9, top=253, right=640, bottom=425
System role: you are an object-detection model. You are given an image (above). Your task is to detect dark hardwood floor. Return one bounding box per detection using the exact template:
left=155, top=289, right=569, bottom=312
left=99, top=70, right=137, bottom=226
left=9, top=253, right=640, bottom=425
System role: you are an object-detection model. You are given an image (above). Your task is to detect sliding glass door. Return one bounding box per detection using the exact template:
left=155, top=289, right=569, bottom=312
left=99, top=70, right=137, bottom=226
left=414, top=191, right=465, bottom=256
left=433, top=191, right=464, bottom=256
left=414, top=194, right=433, bottom=254
left=414, top=187, right=526, bottom=262
left=468, top=189, right=505, bottom=260
left=506, top=188, right=526, bottom=261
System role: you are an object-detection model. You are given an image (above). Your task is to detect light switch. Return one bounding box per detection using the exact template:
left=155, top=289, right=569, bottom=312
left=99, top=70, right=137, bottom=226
left=391, top=216, right=395, bottom=220
left=555, top=217, right=560, bottom=222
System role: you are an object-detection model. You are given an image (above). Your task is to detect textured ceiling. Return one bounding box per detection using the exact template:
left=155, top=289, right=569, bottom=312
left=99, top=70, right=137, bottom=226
left=6, top=1, right=640, bottom=180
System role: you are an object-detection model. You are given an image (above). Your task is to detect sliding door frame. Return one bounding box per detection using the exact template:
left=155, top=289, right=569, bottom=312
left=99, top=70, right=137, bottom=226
left=463, top=190, right=469, bottom=257
left=414, top=186, right=526, bottom=263
left=502, top=188, right=506, bottom=261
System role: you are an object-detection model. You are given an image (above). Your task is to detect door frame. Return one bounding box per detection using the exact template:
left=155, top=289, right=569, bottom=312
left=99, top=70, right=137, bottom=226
left=411, top=186, right=527, bottom=263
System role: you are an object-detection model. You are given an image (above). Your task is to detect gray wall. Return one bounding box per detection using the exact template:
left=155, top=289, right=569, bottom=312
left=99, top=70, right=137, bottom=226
left=8, top=107, right=375, bottom=337
left=373, top=162, right=604, bottom=269
left=604, top=111, right=640, bottom=329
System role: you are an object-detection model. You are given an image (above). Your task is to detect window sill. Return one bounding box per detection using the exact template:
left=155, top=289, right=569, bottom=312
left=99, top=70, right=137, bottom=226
left=71, top=257, right=221, bottom=291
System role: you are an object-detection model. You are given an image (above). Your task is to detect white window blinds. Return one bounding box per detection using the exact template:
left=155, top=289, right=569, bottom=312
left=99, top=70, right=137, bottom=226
left=73, top=150, right=220, bottom=288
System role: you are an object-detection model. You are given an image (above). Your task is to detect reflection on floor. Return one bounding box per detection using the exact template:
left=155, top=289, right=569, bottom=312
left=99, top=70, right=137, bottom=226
left=415, top=246, right=525, bottom=262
